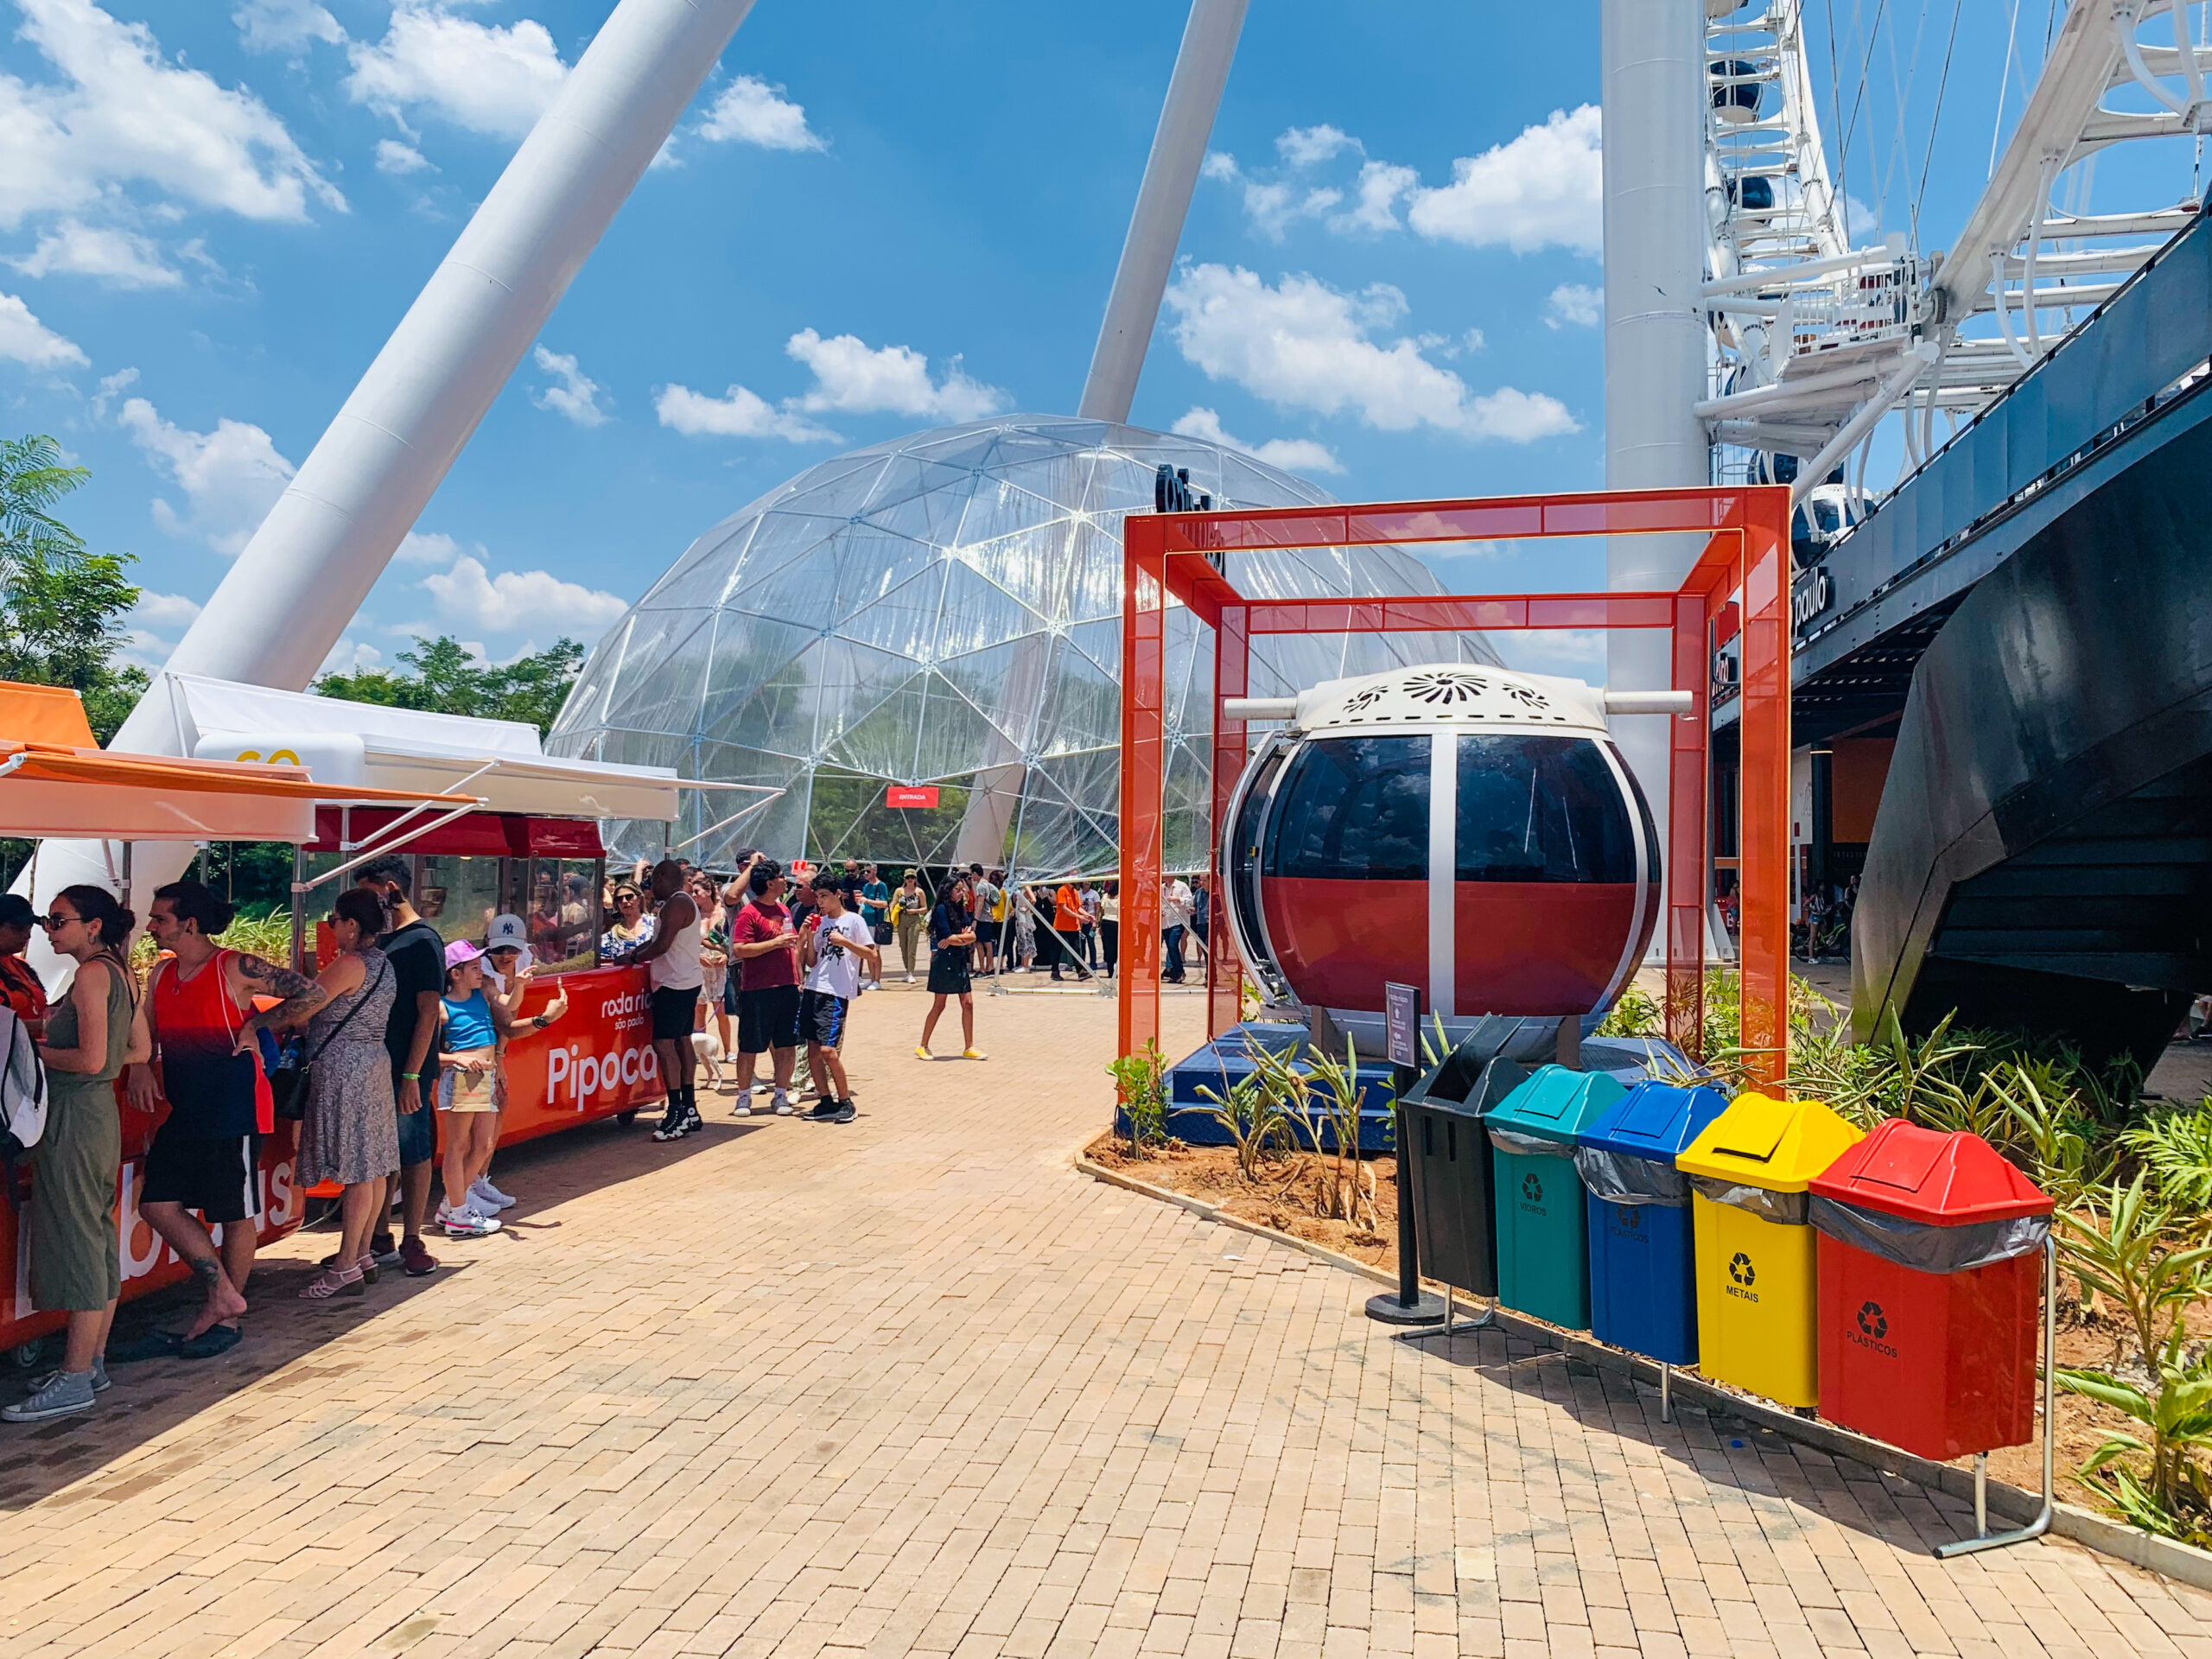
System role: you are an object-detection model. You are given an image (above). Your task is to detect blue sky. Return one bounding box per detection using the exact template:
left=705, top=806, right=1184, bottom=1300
left=0, top=0, right=2193, bottom=684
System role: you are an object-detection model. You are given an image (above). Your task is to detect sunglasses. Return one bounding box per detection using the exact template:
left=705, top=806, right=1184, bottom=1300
left=36, top=912, right=78, bottom=929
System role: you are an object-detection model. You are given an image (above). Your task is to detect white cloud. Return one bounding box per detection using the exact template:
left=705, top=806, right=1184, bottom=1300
left=1163, top=263, right=1579, bottom=443
left=232, top=0, right=343, bottom=57
left=696, top=73, right=823, bottom=151
left=374, top=138, right=434, bottom=175
left=531, top=345, right=609, bottom=427
left=8, top=219, right=180, bottom=288
left=346, top=3, right=568, bottom=142
left=320, top=637, right=384, bottom=674
left=1546, top=283, right=1601, bottom=329
left=1406, top=105, right=1602, bottom=255
left=1171, top=406, right=1343, bottom=475
left=1276, top=124, right=1357, bottom=168
left=419, top=554, right=626, bottom=636
left=783, top=329, right=1005, bottom=423
left=658, top=329, right=1007, bottom=441
left=1500, top=628, right=1605, bottom=672
left=0, top=0, right=343, bottom=229
left=394, top=529, right=465, bottom=564
left=654, top=382, right=836, bottom=442
left=1202, top=151, right=1343, bottom=242
left=1331, top=160, right=1417, bottom=236
left=118, top=396, right=296, bottom=554
left=130, top=590, right=203, bottom=627
left=0, top=289, right=87, bottom=366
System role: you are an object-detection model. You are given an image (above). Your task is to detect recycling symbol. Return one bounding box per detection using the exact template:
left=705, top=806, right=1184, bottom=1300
left=1521, top=1172, right=1543, bottom=1203
left=1857, top=1300, right=1888, bottom=1340
left=1620, top=1206, right=1643, bottom=1230
left=1728, top=1251, right=1756, bottom=1287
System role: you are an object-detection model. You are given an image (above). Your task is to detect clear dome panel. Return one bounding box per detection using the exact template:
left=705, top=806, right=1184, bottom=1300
left=550, top=415, right=1502, bottom=877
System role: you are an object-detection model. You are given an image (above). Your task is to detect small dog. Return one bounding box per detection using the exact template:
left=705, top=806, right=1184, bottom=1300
left=690, top=1027, right=728, bottom=1088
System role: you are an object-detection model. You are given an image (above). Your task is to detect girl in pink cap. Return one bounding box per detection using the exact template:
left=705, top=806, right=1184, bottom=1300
left=435, top=940, right=506, bottom=1239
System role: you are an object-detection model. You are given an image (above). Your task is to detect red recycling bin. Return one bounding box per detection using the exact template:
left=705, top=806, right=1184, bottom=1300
left=1808, top=1119, right=2052, bottom=1459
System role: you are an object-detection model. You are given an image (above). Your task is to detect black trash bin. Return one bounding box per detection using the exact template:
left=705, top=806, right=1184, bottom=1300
left=1398, top=1018, right=1529, bottom=1300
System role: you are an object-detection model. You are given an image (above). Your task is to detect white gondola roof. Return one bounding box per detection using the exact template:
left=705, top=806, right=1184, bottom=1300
left=1285, top=664, right=1609, bottom=738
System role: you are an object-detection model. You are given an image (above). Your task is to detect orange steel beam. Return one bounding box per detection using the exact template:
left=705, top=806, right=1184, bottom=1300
left=1117, top=485, right=1790, bottom=1085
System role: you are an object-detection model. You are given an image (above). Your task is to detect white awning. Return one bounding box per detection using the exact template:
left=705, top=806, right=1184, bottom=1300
left=164, top=673, right=702, bottom=823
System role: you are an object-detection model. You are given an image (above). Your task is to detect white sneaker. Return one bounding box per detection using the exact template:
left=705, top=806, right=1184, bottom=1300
left=435, top=1201, right=450, bottom=1225
left=733, top=1099, right=753, bottom=1118
left=444, top=1207, right=501, bottom=1238
left=772, top=1093, right=794, bottom=1116
left=469, top=1177, right=515, bottom=1211
left=904, top=972, right=915, bottom=983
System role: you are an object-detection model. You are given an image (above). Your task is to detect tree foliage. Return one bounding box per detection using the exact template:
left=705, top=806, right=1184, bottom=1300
left=315, top=633, right=586, bottom=737
left=0, top=435, right=146, bottom=744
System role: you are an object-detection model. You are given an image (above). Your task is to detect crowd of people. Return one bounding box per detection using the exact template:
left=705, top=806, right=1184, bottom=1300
left=0, top=852, right=1219, bottom=1423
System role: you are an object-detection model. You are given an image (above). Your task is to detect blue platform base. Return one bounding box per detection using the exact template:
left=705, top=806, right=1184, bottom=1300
left=1126, top=1023, right=1401, bottom=1152
left=1120, top=1023, right=1697, bottom=1154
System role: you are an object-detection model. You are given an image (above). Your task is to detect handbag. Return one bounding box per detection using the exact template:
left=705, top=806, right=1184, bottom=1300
left=270, top=958, right=388, bottom=1123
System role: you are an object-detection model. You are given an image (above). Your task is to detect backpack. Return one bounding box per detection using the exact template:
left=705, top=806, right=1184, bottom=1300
left=0, top=1002, right=49, bottom=1208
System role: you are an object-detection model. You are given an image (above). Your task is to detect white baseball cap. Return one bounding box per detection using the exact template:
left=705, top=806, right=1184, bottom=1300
left=483, top=912, right=534, bottom=974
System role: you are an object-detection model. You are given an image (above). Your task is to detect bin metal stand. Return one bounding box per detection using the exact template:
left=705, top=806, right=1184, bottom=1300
left=1935, top=1236, right=2056, bottom=1559
left=1369, top=1085, right=1446, bottom=1325
left=1660, top=1363, right=1671, bottom=1423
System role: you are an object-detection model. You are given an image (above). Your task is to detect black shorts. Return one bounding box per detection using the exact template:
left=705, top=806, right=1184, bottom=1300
left=143, top=1122, right=260, bottom=1224
left=737, top=984, right=802, bottom=1054
left=649, top=985, right=699, bottom=1041
left=800, top=988, right=849, bottom=1050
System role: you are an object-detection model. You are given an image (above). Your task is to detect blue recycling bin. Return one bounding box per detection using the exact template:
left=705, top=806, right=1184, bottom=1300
left=1573, top=1080, right=1731, bottom=1365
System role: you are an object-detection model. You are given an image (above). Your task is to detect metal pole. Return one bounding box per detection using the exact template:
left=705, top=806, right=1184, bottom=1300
left=1601, top=0, right=1710, bottom=874
left=1368, top=1077, right=1444, bottom=1325
left=291, top=846, right=308, bottom=975
left=1077, top=0, right=1251, bottom=422
left=1661, top=1362, right=1672, bottom=1423
left=1936, top=1236, right=2057, bottom=1558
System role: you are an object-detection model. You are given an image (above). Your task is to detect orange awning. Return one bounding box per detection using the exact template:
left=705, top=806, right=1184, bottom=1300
left=0, top=676, right=480, bottom=842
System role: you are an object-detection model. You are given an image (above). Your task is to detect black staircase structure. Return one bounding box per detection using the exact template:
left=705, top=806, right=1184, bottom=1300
left=1795, top=207, right=2212, bottom=1071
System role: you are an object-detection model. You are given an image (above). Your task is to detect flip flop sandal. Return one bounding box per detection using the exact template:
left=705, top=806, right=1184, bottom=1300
left=107, top=1329, right=186, bottom=1364
left=180, top=1325, right=243, bottom=1360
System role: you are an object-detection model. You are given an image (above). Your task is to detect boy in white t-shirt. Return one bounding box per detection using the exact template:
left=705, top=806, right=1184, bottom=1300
left=798, top=872, right=880, bottom=1123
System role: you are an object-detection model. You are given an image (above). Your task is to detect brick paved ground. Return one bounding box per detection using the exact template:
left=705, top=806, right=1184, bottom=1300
left=3, top=983, right=2210, bottom=1659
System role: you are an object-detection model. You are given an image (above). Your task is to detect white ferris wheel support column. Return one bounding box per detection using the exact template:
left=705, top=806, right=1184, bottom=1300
left=1077, top=0, right=1250, bottom=423
left=19, top=0, right=760, bottom=958
left=1600, top=0, right=1712, bottom=899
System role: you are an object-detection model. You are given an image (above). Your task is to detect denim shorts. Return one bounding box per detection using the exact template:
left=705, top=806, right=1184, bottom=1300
left=393, top=1058, right=438, bottom=1167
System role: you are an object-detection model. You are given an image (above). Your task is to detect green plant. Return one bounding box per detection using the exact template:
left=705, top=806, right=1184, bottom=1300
left=2123, top=1099, right=2212, bottom=1213
left=2056, top=1175, right=2212, bottom=1540
left=129, top=908, right=302, bottom=976
left=1107, top=1040, right=1171, bottom=1153
left=1299, top=1037, right=1377, bottom=1229
left=1192, top=1067, right=1301, bottom=1181
left=1593, top=984, right=1660, bottom=1039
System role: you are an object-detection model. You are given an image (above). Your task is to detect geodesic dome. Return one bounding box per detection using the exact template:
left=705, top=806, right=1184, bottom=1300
left=547, top=414, right=1497, bottom=877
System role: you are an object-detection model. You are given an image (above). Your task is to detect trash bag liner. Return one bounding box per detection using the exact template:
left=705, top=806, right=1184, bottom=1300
left=1573, top=1146, right=1692, bottom=1207
left=1489, top=1125, right=1573, bottom=1159
left=1688, top=1175, right=1809, bottom=1226
left=1808, top=1194, right=2050, bottom=1274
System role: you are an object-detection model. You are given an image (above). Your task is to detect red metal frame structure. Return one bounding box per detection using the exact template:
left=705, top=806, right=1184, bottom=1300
left=1119, top=485, right=1792, bottom=1083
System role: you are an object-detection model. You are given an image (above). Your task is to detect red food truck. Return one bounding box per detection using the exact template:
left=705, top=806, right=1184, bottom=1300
left=1, top=676, right=765, bottom=1365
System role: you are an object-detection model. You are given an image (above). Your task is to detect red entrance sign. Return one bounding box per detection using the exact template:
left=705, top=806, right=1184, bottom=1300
left=886, top=785, right=940, bottom=809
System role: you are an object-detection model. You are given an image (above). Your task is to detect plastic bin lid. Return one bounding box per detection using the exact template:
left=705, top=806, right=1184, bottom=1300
left=1578, top=1079, right=1732, bottom=1158
left=1485, top=1065, right=1627, bottom=1144
left=1674, top=1090, right=1865, bottom=1192
left=1808, top=1117, right=2053, bottom=1224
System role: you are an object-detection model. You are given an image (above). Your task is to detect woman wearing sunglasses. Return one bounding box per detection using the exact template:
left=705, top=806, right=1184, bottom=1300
left=292, top=888, right=401, bottom=1300
left=4, top=887, right=144, bottom=1423
left=601, top=883, right=654, bottom=963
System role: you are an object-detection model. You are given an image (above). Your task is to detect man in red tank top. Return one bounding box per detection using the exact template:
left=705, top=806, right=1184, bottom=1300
left=125, top=881, right=326, bottom=1350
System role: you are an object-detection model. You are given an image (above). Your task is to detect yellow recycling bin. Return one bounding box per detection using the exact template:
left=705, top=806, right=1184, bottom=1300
left=1675, top=1090, right=1864, bottom=1409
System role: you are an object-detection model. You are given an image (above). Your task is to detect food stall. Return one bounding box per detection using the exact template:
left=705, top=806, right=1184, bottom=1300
left=0, top=682, right=475, bottom=1363
left=160, top=672, right=767, bottom=1148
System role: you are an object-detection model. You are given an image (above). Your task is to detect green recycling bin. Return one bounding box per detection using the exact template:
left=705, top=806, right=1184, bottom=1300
left=1487, top=1065, right=1626, bottom=1329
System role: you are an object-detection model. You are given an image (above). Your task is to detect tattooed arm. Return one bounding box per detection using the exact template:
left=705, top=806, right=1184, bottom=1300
left=227, top=952, right=329, bottom=1054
